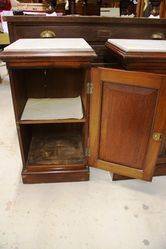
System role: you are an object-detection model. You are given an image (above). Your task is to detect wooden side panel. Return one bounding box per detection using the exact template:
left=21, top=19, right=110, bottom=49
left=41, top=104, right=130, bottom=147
left=99, top=83, right=157, bottom=169
left=9, top=69, right=27, bottom=120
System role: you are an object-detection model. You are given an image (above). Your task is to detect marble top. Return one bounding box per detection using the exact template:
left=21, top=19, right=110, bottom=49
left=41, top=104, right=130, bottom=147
left=107, top=39, right=166, bottom=53
left=4, top=38, right=94, bottom=52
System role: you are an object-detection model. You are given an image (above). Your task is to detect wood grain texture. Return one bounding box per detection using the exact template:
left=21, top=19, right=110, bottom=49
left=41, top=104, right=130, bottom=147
left=100, top=67, right=162, bottom=89
left=4, top=45, right=92, bottom=183
left=45, top=68, right=84, bottom=98
left=143, top=77, right=166, bottom=180
left=0, top=51, right=96, bottom=68
left=112, top=162, right=166, bottom=180
left=106, top=42, right=166, bottom=74
left=4, top=16, right=166, bottom=65
left=99, top=82, right=157, bottom=169
left=89, top=68, right=166, bottom=181
left=28, top=131, right=85, bottom=166
left=106, top=40, right=166, bottom=179
left=4, top=16, right=166, bottom=24
left=8, top=69, right=27, bottom=120
left=22, top=167, right=89, bottom=184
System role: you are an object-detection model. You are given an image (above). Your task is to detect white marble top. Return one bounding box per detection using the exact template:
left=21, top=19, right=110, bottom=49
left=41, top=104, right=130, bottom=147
left=107, top=39, right=166, bottom=53
left=4, top=38, right=94, bottom=52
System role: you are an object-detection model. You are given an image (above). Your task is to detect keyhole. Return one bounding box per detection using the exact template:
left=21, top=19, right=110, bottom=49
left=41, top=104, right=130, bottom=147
left=43, top=69, right=48, bottom=98
left=44, top=69, right=47, bottom=88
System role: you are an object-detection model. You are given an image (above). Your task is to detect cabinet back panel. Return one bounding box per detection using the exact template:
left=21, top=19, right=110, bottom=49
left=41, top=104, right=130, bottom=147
left=23, top=68, right=84, bottom=98
left=25, top=69, right=46, bottom=98
left=99, top=82, right=157, bottom=169
left=46, top=69, right=84, bottom=98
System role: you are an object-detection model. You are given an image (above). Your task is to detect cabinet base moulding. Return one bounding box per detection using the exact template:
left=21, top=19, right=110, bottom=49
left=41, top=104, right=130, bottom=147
left=22, top=167, right=89, bottom=184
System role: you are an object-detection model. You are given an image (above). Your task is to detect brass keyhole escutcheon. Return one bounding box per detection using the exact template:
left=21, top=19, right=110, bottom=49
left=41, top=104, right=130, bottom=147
left=152, top=132, right=162, bottom=141
left=40, top=30, right=56, bottom=38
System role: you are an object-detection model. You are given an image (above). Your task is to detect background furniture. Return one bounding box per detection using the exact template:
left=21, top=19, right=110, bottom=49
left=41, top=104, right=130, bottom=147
left=13, top=0, right=166, bottom=17
left=138, top=0, right=166, bottom=18
left=5, top=16, right=166, bottom=64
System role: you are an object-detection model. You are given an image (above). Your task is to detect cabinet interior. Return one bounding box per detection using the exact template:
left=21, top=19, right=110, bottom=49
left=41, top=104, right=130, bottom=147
left=20, top=123, right=86, bottom=170
left=11, top=67, right=88, bottom=171
left=12, top=68, right=87, bottom=122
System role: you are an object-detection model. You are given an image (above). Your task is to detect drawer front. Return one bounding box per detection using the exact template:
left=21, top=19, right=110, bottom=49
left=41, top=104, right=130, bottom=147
left=12, top=24, right=166, bottom=42
left=13, top=25, right=99, bottom=42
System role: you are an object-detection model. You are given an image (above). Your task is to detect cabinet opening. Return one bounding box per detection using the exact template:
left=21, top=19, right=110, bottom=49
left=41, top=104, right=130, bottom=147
left=20, top=96, right=84, bottom=122
left=11, top=68, right=88, bottom=123
left=22, top=123, right=86, bottom=170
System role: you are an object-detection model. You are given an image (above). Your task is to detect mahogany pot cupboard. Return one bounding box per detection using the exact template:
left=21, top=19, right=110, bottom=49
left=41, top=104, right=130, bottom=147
left=1, top=16, right=166, bottom=183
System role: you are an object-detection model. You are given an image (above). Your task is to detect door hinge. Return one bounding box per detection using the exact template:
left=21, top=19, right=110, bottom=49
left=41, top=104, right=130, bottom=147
left=85, top=147, right=91, bottom=157
left=87, top=82, right=93, bottom=94
left=16, top=124, right=20, bottom=130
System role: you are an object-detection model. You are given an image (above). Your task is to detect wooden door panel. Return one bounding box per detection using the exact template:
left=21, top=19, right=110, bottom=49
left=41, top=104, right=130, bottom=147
left=89, top=68, right=166, bottom=181
left=99, top=83, right=157, bottom=169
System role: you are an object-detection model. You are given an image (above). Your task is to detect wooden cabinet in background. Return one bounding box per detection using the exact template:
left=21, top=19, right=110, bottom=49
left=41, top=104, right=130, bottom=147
left=5, top=16, right=166, bottom=65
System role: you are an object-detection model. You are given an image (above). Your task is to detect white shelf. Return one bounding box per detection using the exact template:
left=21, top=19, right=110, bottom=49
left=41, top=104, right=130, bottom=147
left=21, top=96, right=83, bottom=121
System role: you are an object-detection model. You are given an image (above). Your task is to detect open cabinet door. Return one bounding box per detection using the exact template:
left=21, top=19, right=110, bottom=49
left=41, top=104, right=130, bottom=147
left=89, top=68, right=166, bottom=181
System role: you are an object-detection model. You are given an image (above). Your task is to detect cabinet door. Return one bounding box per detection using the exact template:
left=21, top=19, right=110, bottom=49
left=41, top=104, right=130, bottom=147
left=89, top=68, right=166, bottom=181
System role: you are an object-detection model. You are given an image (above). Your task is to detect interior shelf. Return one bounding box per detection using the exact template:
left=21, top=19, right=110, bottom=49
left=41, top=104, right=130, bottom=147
left=21, top=96, right=84, bottom=124
left=27, top=129, right=85, bottom=169
left=19, top=118, right=86, bottom=125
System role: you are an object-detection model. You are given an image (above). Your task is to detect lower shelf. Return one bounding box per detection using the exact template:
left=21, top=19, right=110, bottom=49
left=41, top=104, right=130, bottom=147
left=22, top=126, right=88, bottom=183
left=27, top=131, right=85, bottom=167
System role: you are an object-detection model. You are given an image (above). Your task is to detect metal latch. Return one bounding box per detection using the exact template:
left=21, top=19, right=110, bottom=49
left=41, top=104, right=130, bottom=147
left=152, top=132, right=163, bottom=141
left=87, top=82, right=93, bottom=94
